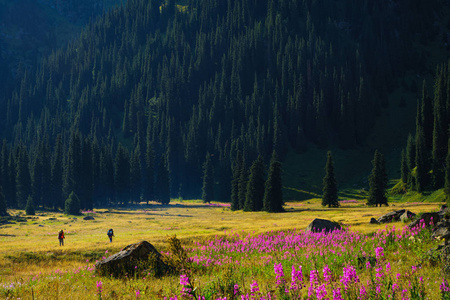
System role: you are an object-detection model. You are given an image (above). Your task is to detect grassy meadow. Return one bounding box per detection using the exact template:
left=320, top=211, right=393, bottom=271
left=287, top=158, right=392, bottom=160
left=0, top=198, right=447, bottom=299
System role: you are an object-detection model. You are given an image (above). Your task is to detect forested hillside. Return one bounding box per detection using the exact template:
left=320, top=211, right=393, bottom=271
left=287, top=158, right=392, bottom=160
left=0, top=0, right=448, bottom=209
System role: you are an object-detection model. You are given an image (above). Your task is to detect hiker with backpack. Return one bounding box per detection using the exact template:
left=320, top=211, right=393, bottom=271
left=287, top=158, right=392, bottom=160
left=58, top=230, right=65, bottom=246
left=107, top=228, right=114, bottom=242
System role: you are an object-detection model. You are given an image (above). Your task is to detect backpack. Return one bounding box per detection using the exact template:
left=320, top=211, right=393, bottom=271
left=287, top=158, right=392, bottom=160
left=107, top=229, right=113, bottom=236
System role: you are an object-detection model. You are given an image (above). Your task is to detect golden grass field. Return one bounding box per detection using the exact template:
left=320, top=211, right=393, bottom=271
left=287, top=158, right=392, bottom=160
left=0, top=199, right=442, bottom=275
left=0, top=198, right=444, bottom=299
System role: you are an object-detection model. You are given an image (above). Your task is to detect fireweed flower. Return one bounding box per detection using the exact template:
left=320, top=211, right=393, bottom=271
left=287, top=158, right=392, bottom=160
left=441, top=278, right=450, bottom=293
left=359, top=285, right=368, bottom=299
left=234, top=284, right=240, bottom=295
left=315, top=283, right=327, bottom=300
left=385, top=262, right=391, bottom=273
left=290, top=265, right=303, bottom=291
left=323, top=264, right=332, bottom=284
left=180, top=274, right=192, bottom=296
left=274, top=263, right=285, bottom=286
left=332, top=287, right=343, bottom=300
left=250, top=280, right=260, bottom=295
left=340, top=265, right=359, bottom=291
left=308, top=270, right=319, bottom=298
left=375, top=247, right=384, bottom=259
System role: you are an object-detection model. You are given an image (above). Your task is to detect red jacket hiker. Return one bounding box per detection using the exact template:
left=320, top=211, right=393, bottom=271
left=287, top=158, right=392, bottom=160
left=58, top=230, right=65, bottom=246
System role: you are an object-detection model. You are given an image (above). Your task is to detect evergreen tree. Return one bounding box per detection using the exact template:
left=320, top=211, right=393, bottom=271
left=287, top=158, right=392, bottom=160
left=25, top=195, right=35, bottom=215
left=31, top=148, right=43, bottom=208
left=130, top=145, right=142, bottom=204
left=432, top=64, right=448, bottom=189
left=400, top=149, right=408, bottom=184
left=15, top=145, right=31, bottom=209
left=263, top=151, right=284, bottom=213
left=64, top=131, right=82, bottom=199
left=230, top=151, right=243, bottom=210
left=0, top=186, right=7, bottom=216
left=244, top=155, right=265, bottom=212
left=0, top=142, right=9, bottom=207
left=156, top=155, right=170, bottom=205
left=201, top=153, right=214, bottom=203
left=322, top=151, right=339, bottom=208
left=405, top=134, right=416, bottom=189
left=7, top=150, right=16, bottom=208
left=445, top=138, right=450, bottom=203
left=80, top=138, right=93, bottom=209
left=143, top=138, right=155, bottom=204
left=99, top=146, right=115, bottom=205
left=114, top=144, right=131, bottom=205
left=65, top=191, right=81, bottom=215
left=51, top=134, right=64, bottom=209
left=367, top=150, right=388, bottom=207
left=420, top=80, right=433, bottom=150
left=238, top=158, right=248, bottom=210
left=415, top=125, right=428, bottom=192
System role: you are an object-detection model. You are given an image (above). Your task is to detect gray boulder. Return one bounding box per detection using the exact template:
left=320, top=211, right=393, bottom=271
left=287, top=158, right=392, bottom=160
left=95, top=241, right=170, bottom=277
left=306, top=218, right=341, bottom=233
left=408, top=212, right=440, bottom=229
left=83, top=216, right=95, bottom=220
left=400, top=210, right=416, bottom=222
left=377, top=210, right=405, bottom=223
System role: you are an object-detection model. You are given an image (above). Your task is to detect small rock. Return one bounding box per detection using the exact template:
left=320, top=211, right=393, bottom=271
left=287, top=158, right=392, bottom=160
left=369, top=218, right=379, bottom=224
left=400, top=210, right=416, bottom=222
left=83, top=216, right=95, bottom=220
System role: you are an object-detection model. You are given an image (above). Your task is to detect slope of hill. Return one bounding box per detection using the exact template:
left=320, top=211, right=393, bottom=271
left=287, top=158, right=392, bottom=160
left=0, top=0, right=448, bottom=209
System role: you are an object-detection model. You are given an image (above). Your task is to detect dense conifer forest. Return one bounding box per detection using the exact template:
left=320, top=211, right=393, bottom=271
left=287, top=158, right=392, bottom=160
left=0, top=0, right=448, bottom=210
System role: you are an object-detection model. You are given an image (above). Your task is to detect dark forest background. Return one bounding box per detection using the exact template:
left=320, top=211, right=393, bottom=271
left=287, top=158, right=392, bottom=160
left=0, top=0, right=449, bottom=210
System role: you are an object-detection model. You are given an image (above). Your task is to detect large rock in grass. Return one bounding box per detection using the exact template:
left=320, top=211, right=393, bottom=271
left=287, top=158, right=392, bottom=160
left=408, top=212, right=440, bottom=229
left=377, top=210, right=406, bottom=223
left=95, top=241, right=170, bottom=277
left=306, top=218, right=341, bottom=233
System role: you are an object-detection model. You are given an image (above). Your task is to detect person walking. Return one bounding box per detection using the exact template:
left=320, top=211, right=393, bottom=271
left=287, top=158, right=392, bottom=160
left=58, top=230, right=65, bottom=246
left=107, top=228, right=114, bottom=242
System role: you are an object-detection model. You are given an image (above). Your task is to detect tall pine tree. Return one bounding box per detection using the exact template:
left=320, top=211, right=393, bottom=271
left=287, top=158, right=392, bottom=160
left=238, top=157, right=248, bottom=210
left=400, top=149, right=408, bottom=184
left=230, top=151, right=243, bottom=210
left=445, top=138, right=450, bottom=204
left=201, top=153, right=214, bottom=203
left=322, top=151, right=339, bottom=208
left=263, top=151, right=284, bottom=213
left=114, top=144, right=131, bottom=205
left=130, top=145, right=142, bottom=204
left=244, top=155, right=265, bottom=212
left=0, top=186, right=6, bottom=216
left=367, top=150, right=388, bottom=207
left=156, top=155, right=170, bottom=205
left=51, top=134, right=64, bottom=209
left=16, top=144, right=31, bottom=209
